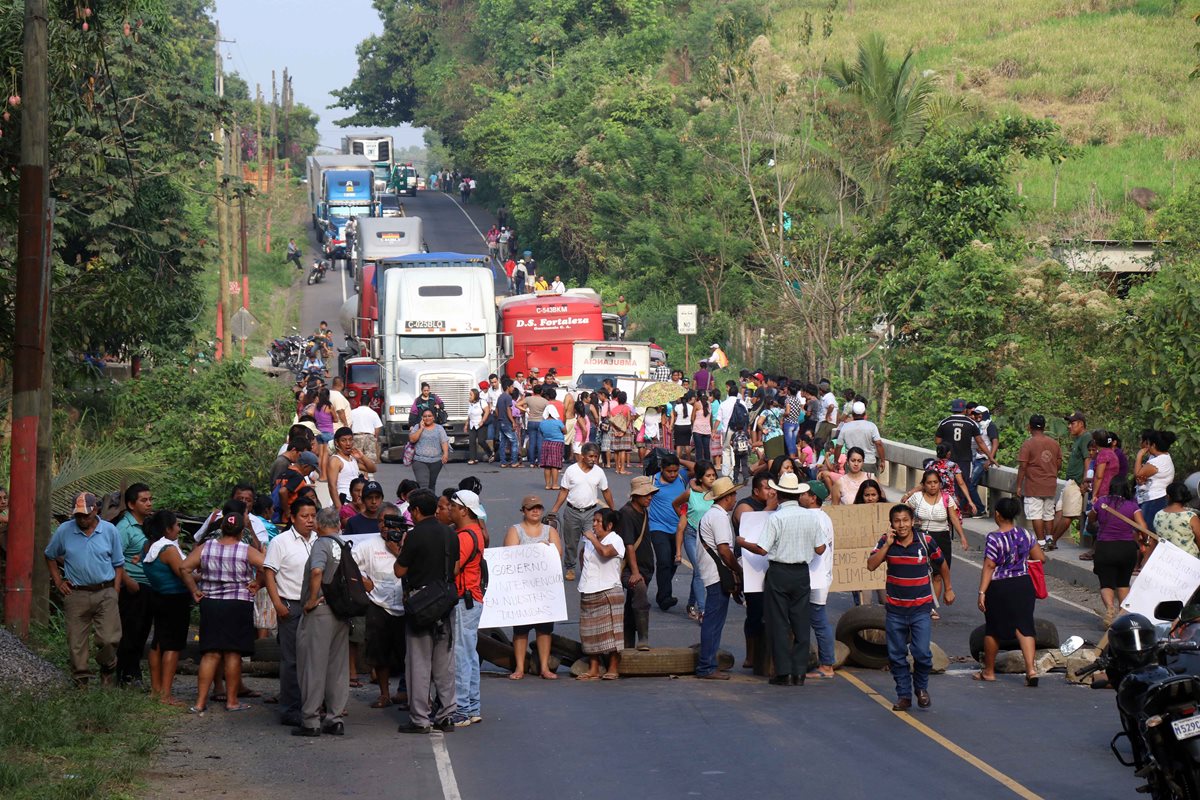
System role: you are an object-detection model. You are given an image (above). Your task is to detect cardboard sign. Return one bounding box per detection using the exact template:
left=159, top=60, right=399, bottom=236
left=479, top=543, right=568, bottom=629
left=738, top=511, right=770, bottom=593
left=827, top=503, right=889, bottom=593
left=1122, top=540, right=1200, bottom=622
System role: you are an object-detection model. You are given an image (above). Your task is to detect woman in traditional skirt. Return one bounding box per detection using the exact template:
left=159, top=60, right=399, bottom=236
left=540, top=407, right=566, bottom=490
left=975, top=496, right=1046, bottom=686
left=577, top=508, right=627, bottom=680
left=608, top=390, right=637, bottom=475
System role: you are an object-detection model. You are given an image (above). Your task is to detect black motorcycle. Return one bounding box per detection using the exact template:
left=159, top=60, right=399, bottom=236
left=306, top=259, right=328, bottom=286
left=1080, top=602, right=1200, bottom=799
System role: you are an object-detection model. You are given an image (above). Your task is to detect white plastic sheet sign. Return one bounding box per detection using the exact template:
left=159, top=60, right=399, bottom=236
left=479, top=543, right=568, bottom=629
left=1122, top=540, right=1200, bottom=622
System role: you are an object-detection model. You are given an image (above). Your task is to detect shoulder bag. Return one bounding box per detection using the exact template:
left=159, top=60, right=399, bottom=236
left=698, top=522, right=740, bottom=599
left=405, top=529, right=459, bottom=628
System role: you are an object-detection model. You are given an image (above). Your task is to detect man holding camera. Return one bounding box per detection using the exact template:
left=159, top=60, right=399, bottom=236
left=353, top=502, right=408, bottom=709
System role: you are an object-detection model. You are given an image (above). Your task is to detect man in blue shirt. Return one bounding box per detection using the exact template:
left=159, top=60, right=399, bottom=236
left=44, top=492, right=126, bottom=686
left=647, top=453, right=696, bottom=611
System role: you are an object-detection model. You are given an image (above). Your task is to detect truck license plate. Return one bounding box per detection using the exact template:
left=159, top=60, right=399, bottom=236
left=408, top=321, right=444, bottom=329
left=1171, top=717, right=1200, bottom=740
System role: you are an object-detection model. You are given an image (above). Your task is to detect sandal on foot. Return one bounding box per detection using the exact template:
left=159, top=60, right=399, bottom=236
left=541, top=672, right=558, bottom=680
left=188, top=705, right=207, bottom=716
left=508, top=672, right=525, bottom=680
left=575, top=674, right=598, bottom=681
left=349, top=679, right=364, bottom=688
left=971, top=672, right=995, bottom=682
left=370, top=697, right=392, bottom=708
left=601, top=672, right=619, bottom=681
left=930, top=610, right=941, bottom=621
left=1078, top=551, right=1094, bottom=561
left=225, top=703, right=252, bottom=712
left=1025, top=674, right=1039, bottom=687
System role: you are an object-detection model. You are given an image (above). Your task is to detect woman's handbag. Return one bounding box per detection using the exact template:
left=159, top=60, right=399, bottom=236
left=635, top=423, right=646, bottom=444
left=402, top=442, right=416, bottom=466
left=1028, top=559, right=1048, bottom=600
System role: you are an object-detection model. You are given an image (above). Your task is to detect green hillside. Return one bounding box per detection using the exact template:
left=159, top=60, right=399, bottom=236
left=776, top=0, right=1200, bottom=216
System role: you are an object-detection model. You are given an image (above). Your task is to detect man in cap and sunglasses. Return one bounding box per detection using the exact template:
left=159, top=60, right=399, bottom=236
left=618, top=476, right=659, bottom=650
left=45, top=492, right=127, bottom=686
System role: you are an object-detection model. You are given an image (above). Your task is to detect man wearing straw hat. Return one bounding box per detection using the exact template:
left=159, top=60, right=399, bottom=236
left=739, top=473, right=830, bottom=686
left=695, top=477, right=742, bottom=680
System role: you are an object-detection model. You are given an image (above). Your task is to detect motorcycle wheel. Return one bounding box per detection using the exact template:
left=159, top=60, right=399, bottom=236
left=307, top=273, right=316, bottom=285
left=1176, top=761, right=1200, bottom=800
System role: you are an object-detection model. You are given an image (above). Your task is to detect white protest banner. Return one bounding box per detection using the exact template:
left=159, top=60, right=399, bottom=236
left=827, top=503, right=889, bottom=593
left=1122, top=540, right=1200, bottom=622
left=343, top=533, right=379, bottom=550
left=479, top=543, right=568, bottom=629
left=738, top=511, right=770, bottom=593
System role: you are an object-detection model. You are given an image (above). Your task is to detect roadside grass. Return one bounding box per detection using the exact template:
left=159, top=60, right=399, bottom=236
left=775, top=0, right=1200, bottom=212
left=0, top=616, right=170, bottom=800
left=194, top=176, right=310, bottom=354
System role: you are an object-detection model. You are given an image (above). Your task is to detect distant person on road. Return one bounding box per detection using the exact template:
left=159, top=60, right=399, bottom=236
left=410, top=408, right=451, bottom=491
left=576, top=508, right=626, bottom=681
left=349, top=400, right=383, bottom=472
left=834, top=402, right=886, bottom=477
left=904, top=468, right=967, bottom=615
left=868, top=504, right=955, bottom=711
left=935, top=398, right=991, bottom=510
left=549, top=443, right=615, bottom=582
left=975, top=497, right=1044, bottom=686
left=1015, top=415, right=1062, bottom=550
left=45, top=492, right=126, bottom=688
left=328, top=427, right=376, bottom=508
left=286, top=238, right=302, bottom=269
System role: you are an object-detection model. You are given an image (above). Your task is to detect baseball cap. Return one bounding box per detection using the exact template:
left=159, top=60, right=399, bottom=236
left=808, top=480, right=829, bottom=503
left=950, top=398, right=967, bottom=413
left=452, top=490, right=484, bottom=518
left=1029, top=414, right=1046, bottom=430
left=629, top=476, right=659, bottom=497
left=1063, top=411, right=1086, bottom=424
left=975, top=405, right=989, bottom=415
left=362, top=480, right=384, bottom=497
left=334, top=426, right=354, bottom=440
left=851, top=401, right=867, bottom=415
left=478, top=380, right=489, bottom=390
left=529, top=366, right=539, bottom=374
left=710, top=343, right=720, bottom=349
left=72, top=492, right=99, bottom=516
left=298, top=451, right=320, bottom=468
left=297, top=421, right=320, bottom=437
left=520, top=495, right=545, bottom=511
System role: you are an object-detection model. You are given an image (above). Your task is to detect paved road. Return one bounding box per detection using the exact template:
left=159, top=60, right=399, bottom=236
left=152, top=191, right=1139, bottom=800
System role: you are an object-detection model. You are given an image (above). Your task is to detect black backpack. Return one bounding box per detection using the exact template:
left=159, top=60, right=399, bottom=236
left=643, top=447, right=674, bottom=477
left=323, top=539, right=371, bottom=620
left=729, top=399, right=750, bottom=432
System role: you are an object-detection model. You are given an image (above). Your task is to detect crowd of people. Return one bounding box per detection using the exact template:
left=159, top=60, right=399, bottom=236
left=39, top=339, right=1197, bottom=728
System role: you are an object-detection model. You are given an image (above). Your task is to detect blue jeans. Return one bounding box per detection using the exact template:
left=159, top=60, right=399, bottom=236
left=526, top=426, right=542, bottom=466
left=968, top=459, right=988, bottom=514
left=782, top=422, right=799, bottom=458
left=811, top=603, right=835, bottom=666
left=453, top=599, right=483, bottom=717
left=886, top=605, right=933, bottom=699
left=696, top=583, right=730, bottom=676
left=498, top=424, right=518, bottom=466
left=682, top=526, right=705, bottom=614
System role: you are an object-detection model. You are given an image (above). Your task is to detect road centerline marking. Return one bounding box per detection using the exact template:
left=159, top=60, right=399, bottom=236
left=838, top=669, right=1046, bottom=800
left=430, top=732, right=463, bottom=800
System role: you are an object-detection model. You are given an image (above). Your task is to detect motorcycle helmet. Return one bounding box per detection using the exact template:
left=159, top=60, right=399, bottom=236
left=1109, top=613, right=1158, bottom=668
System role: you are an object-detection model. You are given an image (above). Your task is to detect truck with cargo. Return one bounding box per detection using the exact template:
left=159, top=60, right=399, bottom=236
left=341, top=134, right=394, bottom=193
left=499, top=291, right=604, bottom=382
left=319, top=168, right=376, bottom=263
left=389, top=163, right=420, bottom=197
left=347, top=217, right=426, bottom=348
left=376, top=253, right=506, bottom=457
left=305, top=154, right=374, bottom=232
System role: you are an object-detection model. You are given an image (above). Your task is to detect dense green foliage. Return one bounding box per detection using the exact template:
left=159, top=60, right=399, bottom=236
left=338, top=1, right=1200, bottom=471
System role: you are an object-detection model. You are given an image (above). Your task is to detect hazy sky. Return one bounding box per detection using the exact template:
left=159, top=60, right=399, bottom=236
left=213, top=0, right=424, bottom=150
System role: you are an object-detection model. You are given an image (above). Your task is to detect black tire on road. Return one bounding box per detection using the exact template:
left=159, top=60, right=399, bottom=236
left=835, top=605, right=891, bottom=670
left=968, top=619, right=1061, bottom=661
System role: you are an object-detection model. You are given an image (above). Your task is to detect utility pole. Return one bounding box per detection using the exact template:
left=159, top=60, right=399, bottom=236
left=6, top=0, right=51, bottom=637
left=255, top=83, right=263, bottom=193
left=282, top=68, right=291, bottom=176
left=214, top=21, right=228, bottom=359
left=268, top=70, right=277, bottom=191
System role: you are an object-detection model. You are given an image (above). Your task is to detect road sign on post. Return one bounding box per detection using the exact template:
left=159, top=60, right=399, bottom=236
left=230, top=307, right=258, bottom=342
left=676, top=304, right=697, bottom=372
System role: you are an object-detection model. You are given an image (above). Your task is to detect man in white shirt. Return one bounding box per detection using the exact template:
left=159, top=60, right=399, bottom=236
left=549, top=443, right=615, bottom=581
left=352, top=503, right=408, bottom=709
left=816, top=379, right=838, bottom=445
left=263, top=497, right=318, bottom=727
left=695, top=478, right=740, bottom=679
left=834, top=402, right=887, bottom=476
left=550, top=276, right=566, bottom=294
left=717, top=393, right=744, bottom=477
left=349, top=402, right=384, bottom=471
left=329, top=378, right=353, bottom=428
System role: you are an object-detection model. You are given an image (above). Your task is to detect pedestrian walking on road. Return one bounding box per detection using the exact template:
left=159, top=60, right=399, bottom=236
left=577, top=509, right=626, bottom=681
left=975, top=497, right=1045, bottom=686
left=695, top=478, right=741, bottom=680
left=1015, top=415, right=1062, bottom=550
left=1088, top=480, right=1144, bottom=627
left=549, top=443, right=615, bottom=582
left=292, top=507, right=353, bottom=737
left=44, top=492, right=126, bottom=687
left=504, top=498, right=563, bottom=679
left=396, top=490, right=459, bottom=734
left=409, top=408, right=451, bottom=492
left=904, top=469, right=968, bottom=617
left=867, top=504, right=955, bottom=711
left=465, top=387, right=492, bottom=465
left=647, top=453, right=695, bottom=611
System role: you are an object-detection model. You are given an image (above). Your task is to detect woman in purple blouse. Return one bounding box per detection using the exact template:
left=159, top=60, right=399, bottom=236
left=975, top=497, right=1046, bottom=686
left=1087, top=479, right=1145, bottom=628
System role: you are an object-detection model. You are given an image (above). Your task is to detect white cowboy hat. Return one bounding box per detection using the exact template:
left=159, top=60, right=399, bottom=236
left=768, top=473, right=810, bottom=495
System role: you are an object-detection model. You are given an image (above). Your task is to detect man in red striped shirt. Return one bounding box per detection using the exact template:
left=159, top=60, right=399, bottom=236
left=867, top=505, right=956, bottom=711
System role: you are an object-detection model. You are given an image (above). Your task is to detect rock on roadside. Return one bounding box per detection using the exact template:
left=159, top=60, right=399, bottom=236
left=0, top=627, right=69, bottom=695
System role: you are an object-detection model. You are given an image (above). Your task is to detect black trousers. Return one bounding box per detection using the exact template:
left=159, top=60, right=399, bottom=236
left=277, top=599, right=303, bottom=718
left=764, top=562, right=811, bottom=677
left=650, top=531, right=677, bottom=608
left=116, top=584, right=154, bottom=681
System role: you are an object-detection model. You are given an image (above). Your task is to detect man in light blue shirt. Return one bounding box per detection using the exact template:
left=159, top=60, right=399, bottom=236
left=44, top=492, right=126, bottom=686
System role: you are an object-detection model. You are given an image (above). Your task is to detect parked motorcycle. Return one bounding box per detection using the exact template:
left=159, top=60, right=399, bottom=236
left=1079, top=601, right=1200, bottom=799
left=307, top=259, right=328, bottom=285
